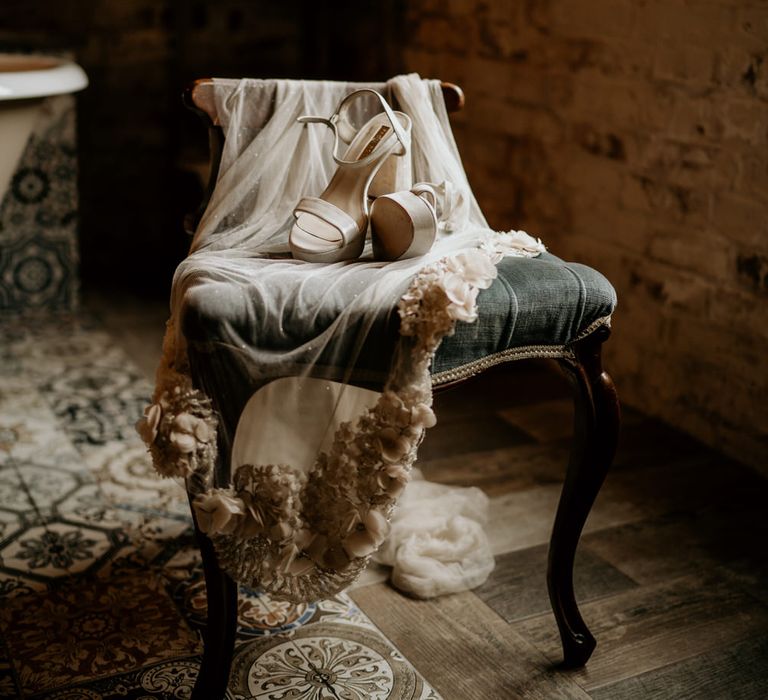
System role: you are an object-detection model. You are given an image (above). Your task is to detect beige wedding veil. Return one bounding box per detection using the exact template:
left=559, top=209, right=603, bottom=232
left=137, top=73, right=544, bottom=601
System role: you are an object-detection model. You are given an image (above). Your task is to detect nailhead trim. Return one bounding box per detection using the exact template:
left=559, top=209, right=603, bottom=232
left=431, top=315, right=612, bottom=386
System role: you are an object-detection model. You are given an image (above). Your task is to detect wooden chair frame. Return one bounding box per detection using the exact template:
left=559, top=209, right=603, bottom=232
left=181, top=78, right=620, bottom=699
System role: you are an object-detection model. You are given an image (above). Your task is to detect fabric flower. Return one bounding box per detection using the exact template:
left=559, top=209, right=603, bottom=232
left=174, top=456, right=193, bottom=478
left=305, top=534, right=352, bottom=571
left=169, top=412, right=213, bottom=454
left=377, top=463, right=411, bottom=498
left=479, top=239, right=505, bottom=264
left=480, top=230, right=546, bottom=261
left=342, top=509, right=390, bottom=558
left=341, top=510, right=362, bottom=534
left=377, top=427, right=412, bottom=463
left=294, top=528, right=316, bottom=550
left=379, top=391, right=412, bottom=428
left=135, top=403, right=162, bottom=445
left=277, top=543, right=299, bottom=573
left=306, top=533, right=329, bottom=564
left=410, top=403, right=436, bottom=429
left=237, top=493, right=268, bottom=537
left=432, top=180, right=465, bottom=232
left=441, top=272, right=480, bottom=322
left=453, top=249, right=498, bottom=289
left=322, top=545, right=352, bottom=571
left=193, top=492, right=245, bottom=535
left=288, top=556, right=315, bottom=575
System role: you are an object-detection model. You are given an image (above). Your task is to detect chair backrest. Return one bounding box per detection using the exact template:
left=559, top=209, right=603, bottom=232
left=185, top=77, right=465, bottom=126
left=182, top=77, right=465, bottom=234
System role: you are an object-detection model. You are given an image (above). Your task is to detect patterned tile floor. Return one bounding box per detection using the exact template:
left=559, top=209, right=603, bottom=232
left=0, top=315, right=440, bottom=699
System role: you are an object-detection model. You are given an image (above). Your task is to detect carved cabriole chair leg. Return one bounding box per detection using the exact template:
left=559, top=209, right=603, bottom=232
left=189, top=512, right=238, bottom=700
left=550, top=326, right=620, bottom=668
left=186, top=349, right=238, bottom=700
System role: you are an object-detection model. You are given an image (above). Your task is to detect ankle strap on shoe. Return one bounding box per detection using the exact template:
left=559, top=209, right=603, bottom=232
left=297, top=89, right=410, bottom=167
left=411, top=181, right=464, bottom=232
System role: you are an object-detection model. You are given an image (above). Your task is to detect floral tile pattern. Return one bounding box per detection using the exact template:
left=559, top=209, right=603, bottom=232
left=43, top=368, right=152, bottom=447
left=0, top=574, right=201, bottom=696
left=0, top=316, right=440, bottom=699
left=0, top=94, right=79, bottom=314
left=175, top=572, right=319, bottom=638
left=1, top=520, right=120, bottom=580
left=40, top=659, right=200, bottom=699
left=10, top=462, right=85, bottom=510
left=0, top=463, right=35, bottom=515
left=230, top=620, right=440, bottom=700
left=0, top=510, right=24, bottom=543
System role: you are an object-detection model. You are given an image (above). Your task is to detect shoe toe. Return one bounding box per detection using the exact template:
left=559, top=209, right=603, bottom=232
left=291, top=214, right=343, bottom=254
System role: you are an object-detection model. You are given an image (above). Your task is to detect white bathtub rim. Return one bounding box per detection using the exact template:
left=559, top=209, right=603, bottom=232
left=0, top=54, right=88, bottom=101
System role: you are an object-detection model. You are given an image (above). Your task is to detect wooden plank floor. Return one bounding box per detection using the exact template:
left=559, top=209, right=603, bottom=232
left=95, top=297, right=768, bottom=700
left=352, top=364, right=768, bottom=699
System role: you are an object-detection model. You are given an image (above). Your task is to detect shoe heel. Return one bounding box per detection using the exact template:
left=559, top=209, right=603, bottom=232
left=368, top=150, right=411, bottom=199
left=371, top=190, right=437, bottom=261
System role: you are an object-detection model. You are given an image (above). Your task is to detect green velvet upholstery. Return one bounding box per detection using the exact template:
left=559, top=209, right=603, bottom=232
left=433, top=251, right=616, bottom=377
left=181, top=250, right=615, bottom=392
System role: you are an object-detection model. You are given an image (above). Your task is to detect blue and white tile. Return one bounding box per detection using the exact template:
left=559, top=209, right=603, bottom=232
left=0, top=519, right=126, bottom=582
left=13, top=461, right=89, bottom=512
left=228, top=619, right=441, bottom=700
left=44, top=391, right=150, bottom=449
left=0, top=464, right=36, bottom=515
left=0, top=510, right=24, bottom=544
left=53, top=484, right=129, bottom=528
left=53, top=484, right=192, bottom=570
left=83, top=441, right=188, bottom=515
left=0, top=378, right=85, bottom=472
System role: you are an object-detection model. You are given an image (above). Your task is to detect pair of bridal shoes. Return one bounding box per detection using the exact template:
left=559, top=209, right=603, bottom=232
left=289, top=89, right=440, bottom=263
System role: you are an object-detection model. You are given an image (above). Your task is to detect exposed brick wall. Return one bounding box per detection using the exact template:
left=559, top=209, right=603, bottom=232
left=403, top=0, right=768, bottom=471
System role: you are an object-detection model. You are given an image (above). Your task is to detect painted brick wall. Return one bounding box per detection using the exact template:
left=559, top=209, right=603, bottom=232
left=403, top=0, right=768, bottom=471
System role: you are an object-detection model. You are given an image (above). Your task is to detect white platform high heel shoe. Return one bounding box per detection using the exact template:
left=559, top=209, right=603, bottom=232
left=290, top=90, right=412, bottom=263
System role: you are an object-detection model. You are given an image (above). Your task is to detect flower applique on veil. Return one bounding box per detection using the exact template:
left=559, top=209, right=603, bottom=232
left=137, top=74, right=545, bottom=601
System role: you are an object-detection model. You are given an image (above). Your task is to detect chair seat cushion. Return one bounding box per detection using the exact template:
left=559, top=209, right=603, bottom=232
left=432, top=251, right=616, bottom=380
left=181, top=251, right=616, bottom=388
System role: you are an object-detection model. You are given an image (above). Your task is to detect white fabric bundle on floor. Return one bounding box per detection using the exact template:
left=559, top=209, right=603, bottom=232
left=375, top=470, right=495, bottom=598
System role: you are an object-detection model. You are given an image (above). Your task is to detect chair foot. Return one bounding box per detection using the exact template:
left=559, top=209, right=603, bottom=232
left=190, top=522, right=238, bottom=700
left=558, top=632, right=597, bottom=669
left=551, top=325, right=620, bottom=668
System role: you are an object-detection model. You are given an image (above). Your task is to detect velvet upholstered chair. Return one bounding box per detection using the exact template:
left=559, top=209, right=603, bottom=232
left=180, top=78, right=620, bottom=699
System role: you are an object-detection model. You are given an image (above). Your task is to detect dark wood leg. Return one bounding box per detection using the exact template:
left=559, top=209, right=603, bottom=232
left=550, top=326, right=620, bottom=668
left=186, top=349, right=241, bottom=699
left=190, top=518, right=238, bottom=700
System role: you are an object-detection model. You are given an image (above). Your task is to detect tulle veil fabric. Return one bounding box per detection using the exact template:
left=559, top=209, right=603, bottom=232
left=140, top=74, right=544, bottom=601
